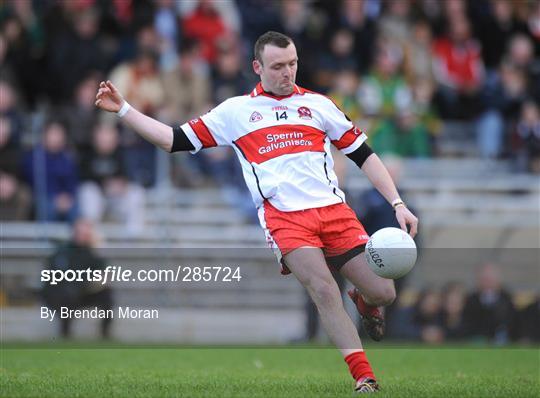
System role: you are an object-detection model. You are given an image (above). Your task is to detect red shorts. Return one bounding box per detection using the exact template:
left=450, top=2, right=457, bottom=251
left=258, top=201, right=370, bottom=275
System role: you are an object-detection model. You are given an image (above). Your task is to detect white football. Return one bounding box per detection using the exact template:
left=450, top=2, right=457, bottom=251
left=365, top=227, right=417, bottom=279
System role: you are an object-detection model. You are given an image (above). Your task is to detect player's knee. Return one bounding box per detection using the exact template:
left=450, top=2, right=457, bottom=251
left=378, top=285, right=396, bottom=306
left=309, top=280, right=341, bottom=308
left=370, top=285, right=396, bottom=307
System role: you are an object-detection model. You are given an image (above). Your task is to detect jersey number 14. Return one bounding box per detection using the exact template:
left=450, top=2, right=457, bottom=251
left=275, top=111, right=288, bottom=121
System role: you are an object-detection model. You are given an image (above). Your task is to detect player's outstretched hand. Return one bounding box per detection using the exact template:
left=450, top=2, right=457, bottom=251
left=395, top=206, right=418, bottom=238
left=95, top=80, right=124, bottom=113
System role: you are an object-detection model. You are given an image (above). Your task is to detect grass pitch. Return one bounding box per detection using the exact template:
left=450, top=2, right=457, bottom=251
left=1, top=344, right=538, bottom=397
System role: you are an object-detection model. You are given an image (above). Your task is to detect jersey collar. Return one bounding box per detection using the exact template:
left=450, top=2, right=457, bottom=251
left=250, top=82, right=305, bottom=99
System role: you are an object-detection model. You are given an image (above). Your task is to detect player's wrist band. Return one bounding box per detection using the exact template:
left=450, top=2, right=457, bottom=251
left=117, top=101, right=131, bottom=118
left=391, top=199, right=406, bottom=209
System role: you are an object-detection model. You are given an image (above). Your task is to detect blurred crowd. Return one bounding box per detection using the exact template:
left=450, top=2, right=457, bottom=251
left=1, top=0, right=540, bottom=228
left=387, top=263, right=540, bottom=344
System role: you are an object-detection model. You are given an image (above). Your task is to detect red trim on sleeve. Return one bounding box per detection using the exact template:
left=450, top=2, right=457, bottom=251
left=188, top=118, right=217, bottom=148
left=331, top=126, right=362, bottom=150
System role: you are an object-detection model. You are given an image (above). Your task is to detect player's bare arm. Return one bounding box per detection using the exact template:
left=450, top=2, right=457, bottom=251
left=95, top=80, right=174, bottom=152
left=360, top=152, right=419, bottom=237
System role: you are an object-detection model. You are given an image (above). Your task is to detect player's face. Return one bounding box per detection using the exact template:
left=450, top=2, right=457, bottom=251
left=253, top=43, right=298, bottom=96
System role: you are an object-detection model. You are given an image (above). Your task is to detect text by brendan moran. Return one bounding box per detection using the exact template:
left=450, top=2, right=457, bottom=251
left=40, top=306, right=158, bottom=321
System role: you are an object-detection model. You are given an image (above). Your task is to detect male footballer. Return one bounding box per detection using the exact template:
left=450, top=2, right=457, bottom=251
left=96, top=31, right=418, bottom=393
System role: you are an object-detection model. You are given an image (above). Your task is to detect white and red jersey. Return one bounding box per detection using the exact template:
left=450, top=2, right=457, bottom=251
left=181, top=83, right=367, bottom=211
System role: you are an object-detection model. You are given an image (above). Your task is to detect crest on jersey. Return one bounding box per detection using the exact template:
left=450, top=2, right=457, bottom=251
left=249, top=111, right=263, bottom=122
left=297, top=106, right=312, bottom=120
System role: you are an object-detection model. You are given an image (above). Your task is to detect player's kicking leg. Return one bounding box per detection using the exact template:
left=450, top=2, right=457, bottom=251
left=339, top=253, right=396, bottom=342
left=284, top=247, right=379, bottom=393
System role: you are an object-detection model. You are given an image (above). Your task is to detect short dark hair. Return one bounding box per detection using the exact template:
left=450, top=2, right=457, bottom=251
left=254, top=31, right=293, bottom=65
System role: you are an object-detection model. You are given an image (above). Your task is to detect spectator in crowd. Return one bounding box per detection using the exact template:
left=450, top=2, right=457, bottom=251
left=276, top=0, right=322, bottom=87
left=22, top=121, right=78, bottom=222
left=78, top=122, right=145, bottom=234
left=0, top=79, right=23, bottom=164
left=120, top=23, right=163, bottom=66
left=41, top=218, right=113, bottom=339
left=357, top=40, right=412, bottom=123
left=0, top=5, right=44, bottom=107
left=314, top=28, right=358, bottom=93
left=160, top=39, right=211, bottom=124
left=417, top=0, right=447, bottom=38
left=404, top=18, right=434, bottom=84
left=463, top=263, right=516, bottom=344
left=526, top=1, right=540, bottom=53
left=413, top=288, right=445, bottom=344
left=478, top=59, right=528, bottom=158
left=109, top=47, right=164, bottom=116
left=182, top=0, right=230, bottom=65
left=363, top=54, right=434, bottom=157
left=338, top=0, right=377, bottom=74
left=0, top=79, right=23, bottom=148
left=0, top=32, right=18, bottom=93
left=153, top=0, right=181, bottom=71
left=505, top=34, right=540, bottom=102
left=211, top=48, right=250, bottom=104
left=432, top=16, right=485, bottom=119
left=328, top=69, right=362, bottom=125
left=0, top=112, right=28, bottom=221
left=378, top=0, right=413, bottom=47
left=515, top=100, right=540, bottom=173
left=60, top=73, right=101, bottom=153
left=237, top=0, right=281, bottom=50
left=0, top=170, right=31, bottom=221
left=518, top=295, right=540, bottom=343
left=45, top=7, right=107, bottom=103
left=497, top=60, right=529, bottom=122
left=0, top=110, right=21, bottom=178
left=507, top=33, right=536, bottom=71
left=441, top=281, right=466, bottom=340
left=278, top=0, right=312, bottom=42
left=442, top=0, right=468, bottom=26
left=475, top=0, right=529, bottom=72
